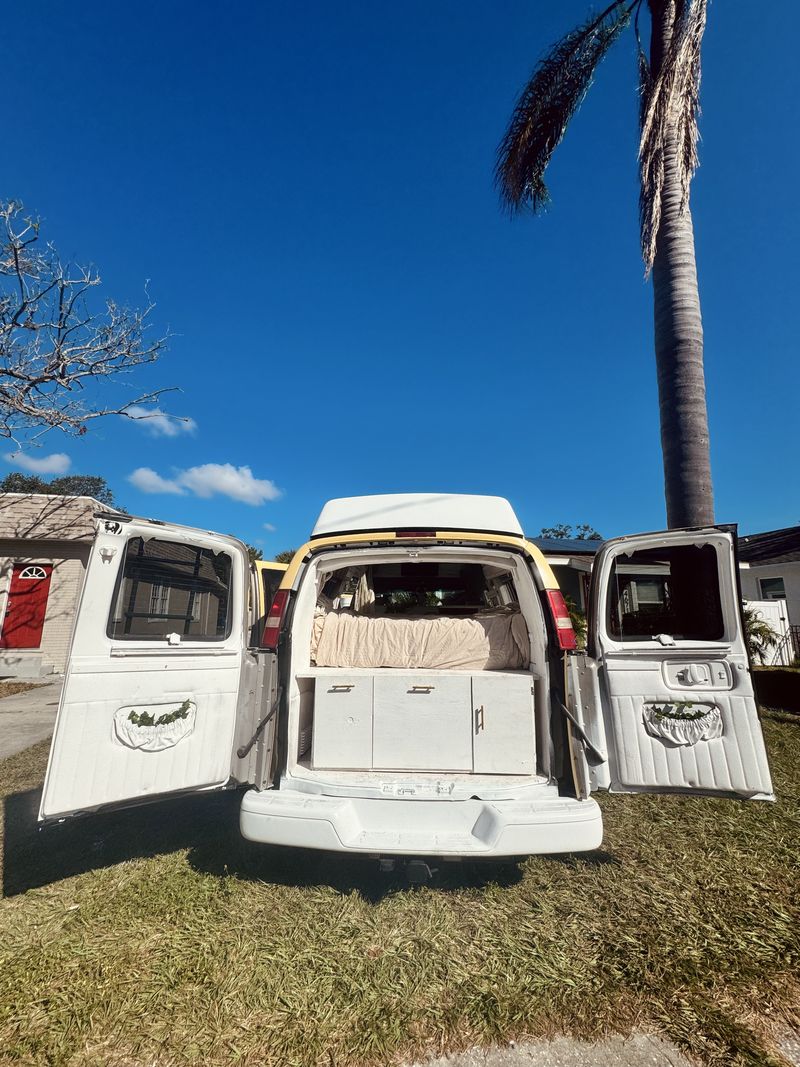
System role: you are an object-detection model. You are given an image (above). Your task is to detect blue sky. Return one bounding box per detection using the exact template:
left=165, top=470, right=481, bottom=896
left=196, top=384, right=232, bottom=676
left=3, top=1, right=797, bottom=551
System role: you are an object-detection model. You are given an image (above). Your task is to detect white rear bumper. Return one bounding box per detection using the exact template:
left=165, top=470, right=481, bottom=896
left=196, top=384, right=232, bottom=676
left=239, top=789, right=603, bottom=857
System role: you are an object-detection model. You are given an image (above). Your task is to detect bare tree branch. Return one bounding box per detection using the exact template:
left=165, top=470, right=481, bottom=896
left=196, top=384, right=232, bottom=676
left=0, top=199, right=170, bottom=445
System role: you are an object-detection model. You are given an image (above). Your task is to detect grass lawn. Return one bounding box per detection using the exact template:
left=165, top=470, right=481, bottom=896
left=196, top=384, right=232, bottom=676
left=0, top=716, right=798, bottom=1067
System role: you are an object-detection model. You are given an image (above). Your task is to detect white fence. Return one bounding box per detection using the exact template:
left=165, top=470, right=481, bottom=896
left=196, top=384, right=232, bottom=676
left=744, top=599, right=792, bottom=665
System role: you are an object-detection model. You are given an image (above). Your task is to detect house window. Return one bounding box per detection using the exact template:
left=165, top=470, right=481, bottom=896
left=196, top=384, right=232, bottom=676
left=148, top=583, right=170, bottom=620
left=759, top=577, right=786, bottom=601
left=108, top=537, right=232, bottom=641
left=607, top=543, right=724, bottom=641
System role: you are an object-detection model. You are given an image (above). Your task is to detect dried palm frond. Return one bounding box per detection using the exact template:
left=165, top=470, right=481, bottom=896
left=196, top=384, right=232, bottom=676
left=638, top=0, right=707, bottom=272
left=495, top=0, right=632, bottom=214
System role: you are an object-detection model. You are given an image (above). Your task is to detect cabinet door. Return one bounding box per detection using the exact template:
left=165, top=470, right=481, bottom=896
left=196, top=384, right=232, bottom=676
left=312, top=676, right=373, bottom=769
left=373, top=674, right=472, bottom=770
left=472, top=674, right=535, bottom=774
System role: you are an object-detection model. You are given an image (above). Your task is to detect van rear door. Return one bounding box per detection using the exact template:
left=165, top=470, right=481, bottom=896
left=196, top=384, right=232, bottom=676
left=580, top=527, right=772, bottom=799
left=40, top=516, right=277, bottom=822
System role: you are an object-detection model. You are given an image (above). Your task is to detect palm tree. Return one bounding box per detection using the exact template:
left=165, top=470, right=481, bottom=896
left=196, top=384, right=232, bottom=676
left=496, top=0, right=712, bottom=528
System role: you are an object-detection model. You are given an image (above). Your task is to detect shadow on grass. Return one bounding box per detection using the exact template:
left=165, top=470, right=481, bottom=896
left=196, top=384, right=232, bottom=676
left=2, top=783, right=618, bottom=901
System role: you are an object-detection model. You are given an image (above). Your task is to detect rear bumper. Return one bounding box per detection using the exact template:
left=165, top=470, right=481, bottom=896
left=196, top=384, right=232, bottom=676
left=239, top=789, right=603, bottom=857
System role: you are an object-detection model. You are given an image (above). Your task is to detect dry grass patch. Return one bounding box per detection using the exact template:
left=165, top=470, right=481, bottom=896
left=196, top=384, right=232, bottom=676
left=0, top=682, right=47, bottom=700
left=0, top=718, right=798, bottom=1067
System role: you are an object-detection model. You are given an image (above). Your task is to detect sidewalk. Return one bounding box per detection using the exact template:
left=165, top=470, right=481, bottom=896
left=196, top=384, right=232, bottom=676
left=0, top=680, right=62, bottom=759
left=410, top=1036, right=693, bottom=1067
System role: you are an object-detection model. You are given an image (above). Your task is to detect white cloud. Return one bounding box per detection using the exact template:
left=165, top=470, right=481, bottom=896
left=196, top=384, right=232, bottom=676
left=128, top=467, right=187, bottom=495
left=128, top=463, right=281, bottom=506
left=178, top=464, right=281, bottom=505
left=126, top=406, right=198, bottom=438
left=4, top=451, right=71, bottom=475
left=263, top=523, right=276, bottom=532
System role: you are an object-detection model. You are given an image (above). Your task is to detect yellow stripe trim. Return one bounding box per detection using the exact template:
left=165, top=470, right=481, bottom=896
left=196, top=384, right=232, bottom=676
left=277, top=531, right=559, bottom=591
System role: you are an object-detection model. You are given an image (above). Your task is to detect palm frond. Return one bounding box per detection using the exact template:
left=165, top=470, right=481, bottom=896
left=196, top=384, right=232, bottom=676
left=495, top=1, right=631, bottom=214
left=639, top=0, right=707, bottom=272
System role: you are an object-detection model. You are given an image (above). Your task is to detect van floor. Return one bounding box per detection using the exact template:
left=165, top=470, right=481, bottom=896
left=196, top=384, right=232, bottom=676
left=294, top=759, right=547, bottom=784
left=291, top=759, right=551, bottom=798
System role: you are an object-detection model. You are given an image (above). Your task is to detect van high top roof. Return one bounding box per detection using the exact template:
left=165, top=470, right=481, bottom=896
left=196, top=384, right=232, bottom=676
left=310, top=494, right=524, bottom=539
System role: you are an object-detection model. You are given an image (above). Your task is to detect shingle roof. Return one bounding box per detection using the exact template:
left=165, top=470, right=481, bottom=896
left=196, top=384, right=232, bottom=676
left=739, top=526, right=800, bottom=565
left=0, top=493, right=110, bottom=542
left=531, top=537, right=602, bottom=556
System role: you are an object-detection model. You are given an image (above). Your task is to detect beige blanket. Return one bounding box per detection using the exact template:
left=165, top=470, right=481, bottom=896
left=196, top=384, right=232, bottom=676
left=311, top=610, right=529, bottom=670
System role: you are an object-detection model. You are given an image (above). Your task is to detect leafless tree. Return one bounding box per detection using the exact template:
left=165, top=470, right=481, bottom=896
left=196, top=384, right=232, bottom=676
left=0, top=199, right=169, bottom=445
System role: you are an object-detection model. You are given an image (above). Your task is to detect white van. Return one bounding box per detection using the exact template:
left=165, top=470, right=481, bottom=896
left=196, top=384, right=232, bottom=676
left=39, top=494, right=773, bottom=861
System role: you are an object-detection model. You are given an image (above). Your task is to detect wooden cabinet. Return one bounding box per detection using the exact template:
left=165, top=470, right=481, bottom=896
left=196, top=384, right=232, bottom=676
left=472, top=673, right=535, bottom=774
left=311, top=675, right=373, bottom=769
left=310, top=670, right=536, bottom=775
left=372, top=673, right=472, bottom=771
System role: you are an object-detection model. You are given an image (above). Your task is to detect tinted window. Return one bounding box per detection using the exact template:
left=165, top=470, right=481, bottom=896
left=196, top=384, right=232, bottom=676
left=109, top=537, right=232, bottom=640
left=607, top=543, right=724, bottom=641
left=261, top=568, right=283, bottom=613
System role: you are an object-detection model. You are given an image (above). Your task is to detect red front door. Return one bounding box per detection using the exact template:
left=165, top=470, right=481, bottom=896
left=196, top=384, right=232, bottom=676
left=1, top=564, right=53, bottom=649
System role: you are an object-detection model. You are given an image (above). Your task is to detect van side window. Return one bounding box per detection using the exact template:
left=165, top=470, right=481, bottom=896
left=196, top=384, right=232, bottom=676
left=108, top=537, right=233, bottom=641
left=607, top=543, right=723, bottom=641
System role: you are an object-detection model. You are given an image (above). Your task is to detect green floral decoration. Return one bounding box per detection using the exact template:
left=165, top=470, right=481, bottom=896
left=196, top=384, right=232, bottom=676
left=650, top=701, right=706, bottom=722
left=128, top=699, right=192, bottom=728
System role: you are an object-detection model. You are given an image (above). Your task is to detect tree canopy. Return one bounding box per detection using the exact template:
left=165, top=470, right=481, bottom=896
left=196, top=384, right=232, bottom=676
left=0, top=471, right=116, bottom=506
left=274, top=549, right=297, bottom=564
left=540, top=523, right=602, bottom=540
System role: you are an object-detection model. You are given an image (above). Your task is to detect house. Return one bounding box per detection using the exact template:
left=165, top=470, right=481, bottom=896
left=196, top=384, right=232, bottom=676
left=738, top=526, right=800, bottom=625
left=532, top=537, right=600, bottom=612
left=0, top=493, right=116, bottom=678
left=738, top=526, right=800, bottom=662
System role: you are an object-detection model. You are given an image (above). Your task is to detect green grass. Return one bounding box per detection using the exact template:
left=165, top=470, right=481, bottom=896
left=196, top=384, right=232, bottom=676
left=1, top=719, right=798, bottom=1067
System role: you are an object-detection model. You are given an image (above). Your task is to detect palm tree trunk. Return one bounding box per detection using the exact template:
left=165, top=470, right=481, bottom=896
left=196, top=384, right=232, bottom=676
left=649, top=0, right=714, bottom=528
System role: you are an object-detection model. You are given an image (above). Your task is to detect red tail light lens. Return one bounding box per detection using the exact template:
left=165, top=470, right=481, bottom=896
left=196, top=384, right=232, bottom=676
left=262, top=588, right=290, bottom=650
left=546, top=589, right=577, bottom=651
left=396, top=529, right=436, bottom=538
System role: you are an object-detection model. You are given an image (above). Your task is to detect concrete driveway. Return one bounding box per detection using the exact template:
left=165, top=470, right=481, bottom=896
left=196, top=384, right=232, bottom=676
left=0, top=680, right=62, bottom=759
left=410, top=1036, right=694, bottom=1067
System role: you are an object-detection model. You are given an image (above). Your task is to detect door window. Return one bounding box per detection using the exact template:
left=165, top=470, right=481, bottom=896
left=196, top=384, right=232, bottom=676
left=607, top=543, right=724, bottom=641
left=108, top=537, right=232, bottom=641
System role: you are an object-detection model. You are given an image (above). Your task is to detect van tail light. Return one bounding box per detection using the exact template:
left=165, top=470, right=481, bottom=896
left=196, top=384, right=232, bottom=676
left=262, top=588, right=290, bottom=650
left=396, top=529, right=436, bottom=538
left=546, top=589, right=577, bottom=651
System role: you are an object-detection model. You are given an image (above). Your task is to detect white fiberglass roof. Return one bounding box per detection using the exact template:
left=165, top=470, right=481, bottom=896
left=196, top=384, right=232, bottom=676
left=311, top=494, right=524, bottom=538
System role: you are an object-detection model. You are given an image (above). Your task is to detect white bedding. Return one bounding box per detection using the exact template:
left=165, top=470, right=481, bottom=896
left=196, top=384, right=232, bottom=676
left=311, top=609, right=529, bottom=671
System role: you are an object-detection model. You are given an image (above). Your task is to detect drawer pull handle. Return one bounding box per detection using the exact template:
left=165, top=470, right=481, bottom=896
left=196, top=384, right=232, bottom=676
left=409, top=685, right=435, bottom=693
left=329, top=684, right=354, bottom=693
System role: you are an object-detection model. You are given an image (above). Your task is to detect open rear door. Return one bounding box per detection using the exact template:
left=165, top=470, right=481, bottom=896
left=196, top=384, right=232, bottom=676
left=40, top=516, right=272, bottom=822
left=587, top=527, right=773, bottom=799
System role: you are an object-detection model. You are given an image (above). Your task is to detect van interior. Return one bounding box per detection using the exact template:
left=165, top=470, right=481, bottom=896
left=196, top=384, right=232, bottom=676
left=283, top=547, right=557, bottom=799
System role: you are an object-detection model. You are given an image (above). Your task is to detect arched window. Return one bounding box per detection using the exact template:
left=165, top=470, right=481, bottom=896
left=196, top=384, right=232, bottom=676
left=19, top=566, right=48, bottom=580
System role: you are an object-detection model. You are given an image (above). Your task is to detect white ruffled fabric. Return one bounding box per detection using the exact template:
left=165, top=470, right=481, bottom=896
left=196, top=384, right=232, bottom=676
left=113, top=701, right=197, bottom=752
left=642, top=703, right=723, bottom=746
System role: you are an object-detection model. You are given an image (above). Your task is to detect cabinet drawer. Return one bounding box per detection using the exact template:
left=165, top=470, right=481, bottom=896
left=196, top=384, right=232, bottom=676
left=312, top=676, right=373, bottom=769
left=373, top=673, right=472, bottom=771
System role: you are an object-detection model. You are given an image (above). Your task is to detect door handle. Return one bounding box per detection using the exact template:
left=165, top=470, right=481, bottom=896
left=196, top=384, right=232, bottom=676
left=475, top=705, right=485, bottom=731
